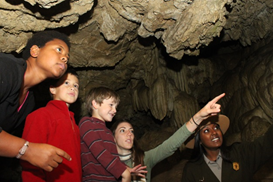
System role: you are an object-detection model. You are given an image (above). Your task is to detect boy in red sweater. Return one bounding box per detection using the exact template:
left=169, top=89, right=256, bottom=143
left=79, top=87, right=131, bottom=182
left=21, top=68, right=82, bottom=182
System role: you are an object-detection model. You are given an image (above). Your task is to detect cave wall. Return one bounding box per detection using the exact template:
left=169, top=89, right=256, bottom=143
left=145, top=39, right=273, bottom=182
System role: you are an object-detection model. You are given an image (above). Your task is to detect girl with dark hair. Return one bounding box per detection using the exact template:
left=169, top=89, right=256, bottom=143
left=112, top=93, right=225, bottom=182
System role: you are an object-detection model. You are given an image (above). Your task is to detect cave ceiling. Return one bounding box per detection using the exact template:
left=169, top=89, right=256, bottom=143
left=1, top=0, right=273, bottom=138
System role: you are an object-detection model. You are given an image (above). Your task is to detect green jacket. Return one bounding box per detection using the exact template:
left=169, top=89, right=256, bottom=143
left=182, top=124, right=273, bottom=182
left=123, top=124, right=192, bottom=182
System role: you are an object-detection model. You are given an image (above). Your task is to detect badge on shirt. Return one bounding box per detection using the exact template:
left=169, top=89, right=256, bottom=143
left=233, top=162, right=239, bottom=171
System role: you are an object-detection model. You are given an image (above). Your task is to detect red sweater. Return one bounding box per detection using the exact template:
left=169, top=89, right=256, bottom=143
left=79, top=116, right=126, bottom=181
left=21, top=100, right=82, bottom=182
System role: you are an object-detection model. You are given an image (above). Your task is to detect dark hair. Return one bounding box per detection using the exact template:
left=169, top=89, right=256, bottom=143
left=66, top=66, right=79, bottom=78
left=111, top=120, right=145, bottom=168
left=22, top=30, right=70, bottom=60
left=49, top=66, right=79, bottom=100
left=86, top=87, right=120, bottom=115
left=190, top=125, right=231, bottom=162
left=50, top=66, right=78, bottom=87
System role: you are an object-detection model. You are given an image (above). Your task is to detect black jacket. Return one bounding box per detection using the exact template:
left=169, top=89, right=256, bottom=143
left=182, top=124, right=273, bottom=182
left=0, top=53, right=34, bottom=136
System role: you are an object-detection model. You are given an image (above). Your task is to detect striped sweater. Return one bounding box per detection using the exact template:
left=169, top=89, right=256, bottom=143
left=79, top=116, right=126, bottom=181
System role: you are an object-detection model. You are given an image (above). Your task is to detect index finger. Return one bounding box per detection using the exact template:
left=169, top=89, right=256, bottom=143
left=210, top=93, right=225, bottom=104
left=56, top=148, right=71, bottom=161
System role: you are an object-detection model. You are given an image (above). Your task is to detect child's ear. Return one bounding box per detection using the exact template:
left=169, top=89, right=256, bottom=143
left=91, top=100, right=98, bottom=109
left=49, top=86, right=56, bottom=95
left=30, top=45, right=40, bottom=58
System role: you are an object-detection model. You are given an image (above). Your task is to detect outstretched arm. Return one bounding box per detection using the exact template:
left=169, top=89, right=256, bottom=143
left=0, top=130, right=71, bottom=172
left=141, top=93, right=225, bottom=174
left=186, top=93, right=225, bottom=132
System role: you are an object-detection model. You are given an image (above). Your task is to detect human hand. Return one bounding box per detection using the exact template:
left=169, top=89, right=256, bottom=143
left=196, top=93, right=225, bottom=122
left=21, top=143, right=71, bottom=172
left=128, top=164, right=147, bottom=178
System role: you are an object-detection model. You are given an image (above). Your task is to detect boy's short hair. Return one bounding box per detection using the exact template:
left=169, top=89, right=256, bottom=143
left=49, top=67, right=79, bottom=99
left=22, top=30, right=70, bottom=60
left=86, top=87, right=120, bottom=115
left=50, top=66, right=78, bottom=87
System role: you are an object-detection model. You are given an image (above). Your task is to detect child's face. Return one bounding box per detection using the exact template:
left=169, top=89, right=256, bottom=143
left=93, top=97, right=118, bottom=122
left=50, top=73, right=79, bottom=107
left=34, top=39, right=69, bottom=79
